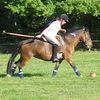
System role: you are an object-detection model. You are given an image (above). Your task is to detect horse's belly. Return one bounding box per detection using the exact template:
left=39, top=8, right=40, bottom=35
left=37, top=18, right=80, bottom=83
left=35, top=53, right=52, bottom=61
left=34, top=42, right=52, bottom=61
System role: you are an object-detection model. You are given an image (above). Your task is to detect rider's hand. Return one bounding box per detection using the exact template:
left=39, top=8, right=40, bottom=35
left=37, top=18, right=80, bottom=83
left=60, top=29, right=66, bottom=33
left=62, top=29, right=66, bottom=33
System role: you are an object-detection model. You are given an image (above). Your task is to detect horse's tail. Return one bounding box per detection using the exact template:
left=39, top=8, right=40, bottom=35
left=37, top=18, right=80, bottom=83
left=7, top=43, right=21, bottom=76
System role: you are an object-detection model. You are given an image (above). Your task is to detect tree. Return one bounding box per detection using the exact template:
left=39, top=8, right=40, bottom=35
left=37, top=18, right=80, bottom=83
left=0, top=0, right=100, bottom=33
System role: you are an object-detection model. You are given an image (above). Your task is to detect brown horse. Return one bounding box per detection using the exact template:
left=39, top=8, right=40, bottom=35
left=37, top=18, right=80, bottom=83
left=7, top=27, right=92, bottom=78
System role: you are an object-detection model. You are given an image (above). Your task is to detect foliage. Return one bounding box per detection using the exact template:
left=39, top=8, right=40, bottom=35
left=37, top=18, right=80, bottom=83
left=4, top=0, right=100, bottom=17
left=0, top=0, right=100, bottom=34
left=5, top=0, right=55, bottom=18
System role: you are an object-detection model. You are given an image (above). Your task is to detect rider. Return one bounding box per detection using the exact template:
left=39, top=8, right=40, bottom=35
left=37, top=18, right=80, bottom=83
left=37, top=14, right=69, bottom=62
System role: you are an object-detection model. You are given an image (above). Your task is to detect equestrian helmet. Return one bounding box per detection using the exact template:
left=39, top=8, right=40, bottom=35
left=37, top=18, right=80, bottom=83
left=60, top=14, right=69, bottom=22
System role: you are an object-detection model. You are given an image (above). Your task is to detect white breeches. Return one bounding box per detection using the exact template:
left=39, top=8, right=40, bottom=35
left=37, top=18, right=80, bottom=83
left=44, top=35, right=60, bottom=46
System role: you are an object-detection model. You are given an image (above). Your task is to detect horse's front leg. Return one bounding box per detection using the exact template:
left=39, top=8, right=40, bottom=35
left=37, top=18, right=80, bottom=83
left=52, top=62, right=60, bottom=76
left=70, top=62, right=81, bottom=77
left=65, top=56, right=81, bottom=77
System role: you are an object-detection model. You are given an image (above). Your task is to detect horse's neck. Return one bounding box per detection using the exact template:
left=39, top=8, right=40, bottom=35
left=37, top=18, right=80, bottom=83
left=74, top=32, right=82, bottom=46
left=64, top=30, right=83, bottom=48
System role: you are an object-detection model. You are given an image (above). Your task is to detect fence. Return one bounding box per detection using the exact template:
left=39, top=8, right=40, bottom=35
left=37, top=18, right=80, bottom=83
left=0, top=40, right=100, bottom=53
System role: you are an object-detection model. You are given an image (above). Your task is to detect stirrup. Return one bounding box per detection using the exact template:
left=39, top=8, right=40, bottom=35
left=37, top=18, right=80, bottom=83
left=53, top=57, right=59, bottom=62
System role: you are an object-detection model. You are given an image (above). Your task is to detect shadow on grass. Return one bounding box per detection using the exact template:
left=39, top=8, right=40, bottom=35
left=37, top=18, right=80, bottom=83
left=13, top=72, right=47, bottom=77
left=0, top=74, right=7, bottom=78
left=24, top=73, right=46, bottom=77
left=0, top=72, right=48, bottom=78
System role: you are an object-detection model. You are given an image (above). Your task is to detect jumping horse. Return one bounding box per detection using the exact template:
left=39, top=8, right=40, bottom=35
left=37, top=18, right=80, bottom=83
left=7, top=26, right=92, bottom=78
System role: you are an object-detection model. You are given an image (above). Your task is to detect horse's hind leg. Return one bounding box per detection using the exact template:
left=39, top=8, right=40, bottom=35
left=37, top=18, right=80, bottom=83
left=11, top=59, right=20, bottom=75
left=17, top=45, right=34, bottom=78
left=17, top=58, right=27, bottom=78
left=18, top=54, right=33, bottom=78
left=18, top=66, right=24, bottom=78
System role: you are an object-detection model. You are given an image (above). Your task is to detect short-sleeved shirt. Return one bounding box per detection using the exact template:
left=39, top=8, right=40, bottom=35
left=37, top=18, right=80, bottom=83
left=42, top=20, right=61, bottom=38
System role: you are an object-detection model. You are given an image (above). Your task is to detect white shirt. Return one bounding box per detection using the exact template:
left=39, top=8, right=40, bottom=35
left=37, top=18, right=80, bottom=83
left=42, top=20, right=61, bottom=38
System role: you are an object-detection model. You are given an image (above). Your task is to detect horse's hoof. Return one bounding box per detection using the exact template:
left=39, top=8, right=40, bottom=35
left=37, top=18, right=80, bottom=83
left=7, top=74, right=11, bottom=77
left=52, top=70, right=58, bottom=76
left=76, top=71, right=81, bottom=77
left=18, top=72, right=24, bottom=78
left=74, top=68, right=81, bottom=77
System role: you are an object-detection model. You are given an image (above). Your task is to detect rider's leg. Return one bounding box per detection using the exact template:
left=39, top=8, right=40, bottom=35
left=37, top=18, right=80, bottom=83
left=52, top=44, right=59, bottom=62
left=43, top=35, right=60, bottom=62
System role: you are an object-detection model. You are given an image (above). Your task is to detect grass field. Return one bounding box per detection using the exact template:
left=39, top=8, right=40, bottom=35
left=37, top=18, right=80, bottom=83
left=0, top=51, right=100, bottom=100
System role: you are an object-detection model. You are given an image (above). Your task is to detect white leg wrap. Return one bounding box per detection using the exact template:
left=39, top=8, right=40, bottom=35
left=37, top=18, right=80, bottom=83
left=53, top=70, right=58, bottom=73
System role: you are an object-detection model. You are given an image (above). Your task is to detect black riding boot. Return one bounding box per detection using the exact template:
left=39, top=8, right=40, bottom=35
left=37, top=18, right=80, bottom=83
left=53, top=44, right=59, bottom=62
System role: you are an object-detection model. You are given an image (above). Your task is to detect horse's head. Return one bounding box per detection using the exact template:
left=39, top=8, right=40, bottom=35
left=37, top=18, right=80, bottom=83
left=81, top=27, right=92, bottom=50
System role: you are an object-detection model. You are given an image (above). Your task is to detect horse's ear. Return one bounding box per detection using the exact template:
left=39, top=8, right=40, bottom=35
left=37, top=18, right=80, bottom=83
left=82, top=26, right=85, bottom=31
left=84, top=27, right=89, bottom=32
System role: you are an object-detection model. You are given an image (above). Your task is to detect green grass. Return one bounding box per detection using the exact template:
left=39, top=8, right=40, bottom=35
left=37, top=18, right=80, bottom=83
left=0, top=51, right=100, bottom=100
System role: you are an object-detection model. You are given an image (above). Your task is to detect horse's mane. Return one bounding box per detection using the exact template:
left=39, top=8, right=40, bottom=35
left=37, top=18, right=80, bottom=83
left=67, top=26, right=83, bottom=33
left=67, top=26, right=89, bottom=33
left=58, top=26, right=89, bottom=39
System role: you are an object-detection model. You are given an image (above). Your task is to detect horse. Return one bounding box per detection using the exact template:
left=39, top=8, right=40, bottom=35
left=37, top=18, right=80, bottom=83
left=7, top=27, right=92, bottom=78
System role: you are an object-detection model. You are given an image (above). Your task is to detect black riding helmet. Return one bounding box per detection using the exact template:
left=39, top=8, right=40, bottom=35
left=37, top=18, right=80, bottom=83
left=60, top=14, right=69, bottom=22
